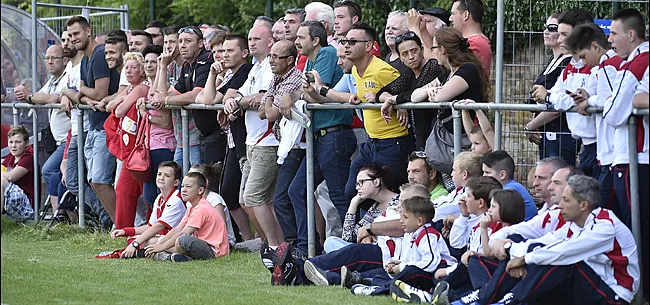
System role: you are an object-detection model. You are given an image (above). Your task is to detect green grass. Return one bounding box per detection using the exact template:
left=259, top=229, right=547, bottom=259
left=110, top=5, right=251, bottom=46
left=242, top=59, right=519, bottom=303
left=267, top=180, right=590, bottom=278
left=1, top=218, right=396, bottom=305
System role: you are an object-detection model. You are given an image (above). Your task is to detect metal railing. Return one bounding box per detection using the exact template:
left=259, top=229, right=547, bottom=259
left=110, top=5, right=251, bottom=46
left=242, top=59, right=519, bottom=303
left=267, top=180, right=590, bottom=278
left=1, top=101, right=646, bottom=301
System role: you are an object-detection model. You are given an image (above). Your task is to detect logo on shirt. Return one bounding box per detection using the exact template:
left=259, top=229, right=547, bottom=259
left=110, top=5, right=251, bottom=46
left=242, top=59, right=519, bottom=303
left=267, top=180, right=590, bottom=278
left=364, top=81, right=377, bottom=90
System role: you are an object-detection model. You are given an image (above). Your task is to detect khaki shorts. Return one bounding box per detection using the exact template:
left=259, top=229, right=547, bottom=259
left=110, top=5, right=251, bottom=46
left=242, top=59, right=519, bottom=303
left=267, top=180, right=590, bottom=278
left=242, top=145, right=278, bottom=207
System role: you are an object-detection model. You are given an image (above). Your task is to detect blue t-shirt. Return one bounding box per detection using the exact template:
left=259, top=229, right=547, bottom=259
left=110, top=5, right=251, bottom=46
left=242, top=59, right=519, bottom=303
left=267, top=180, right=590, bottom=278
left=81, top=44, right=120, bottom=131
left=504, top=179, right=538, bottom=221
left=305, top=45, right=351, bottom=130
left=333, top=74, right=357, bottom=94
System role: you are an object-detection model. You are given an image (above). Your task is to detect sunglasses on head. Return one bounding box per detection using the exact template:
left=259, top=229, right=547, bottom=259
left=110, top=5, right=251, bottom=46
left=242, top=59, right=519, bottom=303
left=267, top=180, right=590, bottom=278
left=339, top=38, right=370, bottom=46
left=394, top=31, right=417, bottom=45
left=413, top=151, right=427, bottom=158
left=178, top=27, right=203, bottom=39
left=544, top=24, right=558, bottom=33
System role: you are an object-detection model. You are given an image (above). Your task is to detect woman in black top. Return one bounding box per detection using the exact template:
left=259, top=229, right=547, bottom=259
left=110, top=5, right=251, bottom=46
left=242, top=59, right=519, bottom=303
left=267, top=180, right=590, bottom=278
left=524, top=14, right=576, bottom=165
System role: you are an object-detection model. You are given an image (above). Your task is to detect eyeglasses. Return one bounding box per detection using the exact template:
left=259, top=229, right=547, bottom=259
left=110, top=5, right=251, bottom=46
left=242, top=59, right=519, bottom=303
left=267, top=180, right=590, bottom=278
left=178, top=27, right=203, bottom=39
left=356, top=178, right=376, bottom=187
left=413, top=151, right=427, bottom=158
left=44, top=56, right=64, bottom=61
left=394, top=31, right=416, bottom=45
left=339, top=39, right=370, bottom=46
left=268, top=54, right=292, bottom=60
left=544, top=24, right=558, bottom=33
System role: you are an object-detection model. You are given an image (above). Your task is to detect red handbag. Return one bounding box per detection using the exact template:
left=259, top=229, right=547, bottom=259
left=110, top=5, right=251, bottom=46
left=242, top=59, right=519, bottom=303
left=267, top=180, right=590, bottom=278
left=125, top=115, right=151, bottom=182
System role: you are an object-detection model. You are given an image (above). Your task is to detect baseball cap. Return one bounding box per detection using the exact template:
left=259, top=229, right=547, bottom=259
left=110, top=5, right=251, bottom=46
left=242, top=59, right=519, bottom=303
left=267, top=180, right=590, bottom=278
left=418, top=7, right=451, bottom=26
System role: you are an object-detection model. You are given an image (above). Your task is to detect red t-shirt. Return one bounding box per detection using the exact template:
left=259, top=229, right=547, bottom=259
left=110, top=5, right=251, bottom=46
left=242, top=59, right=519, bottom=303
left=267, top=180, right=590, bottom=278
left=2, top=149, right=35, bottom=205
left=468, top=35, right=492, bottom=77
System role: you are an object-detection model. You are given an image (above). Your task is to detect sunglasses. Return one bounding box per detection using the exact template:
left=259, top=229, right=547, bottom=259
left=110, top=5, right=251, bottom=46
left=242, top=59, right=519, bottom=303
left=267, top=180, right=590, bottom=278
left=178, top=27, right=203, bottom=39
left=268, top=53, right=292, bottom=60
left=544, top=24, right=558, bottom=33
left=339, top=38, right=370, bottom=46
left=394, top=31, right=417, bottom=45
left=413, top=151, right=427, bottom=158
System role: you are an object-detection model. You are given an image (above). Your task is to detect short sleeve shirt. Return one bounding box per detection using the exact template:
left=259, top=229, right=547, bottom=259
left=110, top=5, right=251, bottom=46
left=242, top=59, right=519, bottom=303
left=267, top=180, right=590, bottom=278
left=148, top=190, right=186, bottom=234
left=219, top=64, right=253, bottom=156
left=305, top=45, right=351, bottom=130
left=352, top=57, right=406, bottom=139
left=438, top=63, right=484, bottom=132
left=243, top=58, right=278, bottom=146
left=266, top=67, right=303, bottom=108
left=80, top=44, right=120, bottom=130
left=174, top=49, right=216, bottom=136
left=2, top=150, right=34, bottom=204
left=467, top=35, right=492, bottom=76
left=39, top=72, right=71, bottom=142
left=179, top=199, right=230, bottom=257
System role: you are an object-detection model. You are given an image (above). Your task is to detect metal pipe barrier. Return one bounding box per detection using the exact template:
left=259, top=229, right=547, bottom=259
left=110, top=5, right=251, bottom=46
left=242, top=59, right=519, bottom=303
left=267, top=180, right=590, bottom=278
left=2, top=102, right=646, bottom=300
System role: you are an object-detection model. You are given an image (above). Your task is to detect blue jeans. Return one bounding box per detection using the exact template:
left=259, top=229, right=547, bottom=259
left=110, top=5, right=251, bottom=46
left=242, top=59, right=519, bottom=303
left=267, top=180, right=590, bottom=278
left=323, top=236, right=352, bottom=253
left=538, top=132, right=577, bottom=166
left=66, top=135, right=111, bottom=227
left=143, top=148, right=174, bottom=208
left=84, top=129, right=116, bottom=184
left=273, top=148, right=305, bottom=246
left=173, top=145, right=202, bottom=168
left=288, top=129, right=356, bottom=255
left=345, top=135, right=412, bottom=200
left=42, top=142, right=65, bottom=187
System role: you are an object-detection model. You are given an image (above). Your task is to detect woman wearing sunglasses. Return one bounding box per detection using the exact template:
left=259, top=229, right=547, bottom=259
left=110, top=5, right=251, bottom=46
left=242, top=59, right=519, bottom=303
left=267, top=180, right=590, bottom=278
left=524, top=14, right=574, bottom=165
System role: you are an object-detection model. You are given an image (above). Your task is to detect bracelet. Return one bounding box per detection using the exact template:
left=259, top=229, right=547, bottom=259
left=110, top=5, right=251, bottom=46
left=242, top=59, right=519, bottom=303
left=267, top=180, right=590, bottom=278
left=164, top=95, right=169, bottom=105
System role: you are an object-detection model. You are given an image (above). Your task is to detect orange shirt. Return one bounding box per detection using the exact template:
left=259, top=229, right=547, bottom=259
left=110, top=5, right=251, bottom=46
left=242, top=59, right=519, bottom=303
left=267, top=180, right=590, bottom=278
left=180, top=198, right=230, bottom=257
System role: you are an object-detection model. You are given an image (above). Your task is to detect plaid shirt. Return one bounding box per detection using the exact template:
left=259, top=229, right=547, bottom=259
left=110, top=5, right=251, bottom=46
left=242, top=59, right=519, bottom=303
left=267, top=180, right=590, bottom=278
left=263, top=67, right=303, bottom=108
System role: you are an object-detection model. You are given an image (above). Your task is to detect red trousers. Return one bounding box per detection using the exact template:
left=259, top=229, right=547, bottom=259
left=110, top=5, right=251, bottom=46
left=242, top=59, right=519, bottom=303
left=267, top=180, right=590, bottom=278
left=115, top=165, right=143, bottom=229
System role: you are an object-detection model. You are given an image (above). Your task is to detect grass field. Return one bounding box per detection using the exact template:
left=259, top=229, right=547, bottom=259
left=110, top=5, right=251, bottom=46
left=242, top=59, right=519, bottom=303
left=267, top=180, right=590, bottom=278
left=0, top=218, right=397, bottom=305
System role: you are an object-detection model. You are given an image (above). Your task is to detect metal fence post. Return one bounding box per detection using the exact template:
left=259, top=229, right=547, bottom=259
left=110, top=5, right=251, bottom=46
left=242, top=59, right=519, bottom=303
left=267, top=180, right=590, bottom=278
left=121, top=4, right=130, bottom=31
left=306, top=109, right=316, bottom=258
left=77, top=108, right=85, bottom=228
left=81, top=7, right=90, bottom=20
left=31, top=0, right=38, bottom=96
left=12, top=105, right=19, bottom=126
left=181, top=108, right=190, bottom=176
left=31, top=109, right=39, bottom=221
left=627, top=116, right=643, bottom=304
left=453, top=108, right=462, bottom=157
left=493, top=0, right=505, bottom=150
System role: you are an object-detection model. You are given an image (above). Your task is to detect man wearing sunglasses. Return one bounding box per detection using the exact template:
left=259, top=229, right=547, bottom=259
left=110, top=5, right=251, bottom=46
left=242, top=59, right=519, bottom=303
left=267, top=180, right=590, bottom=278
left=151, top=26, right=214, bottom=165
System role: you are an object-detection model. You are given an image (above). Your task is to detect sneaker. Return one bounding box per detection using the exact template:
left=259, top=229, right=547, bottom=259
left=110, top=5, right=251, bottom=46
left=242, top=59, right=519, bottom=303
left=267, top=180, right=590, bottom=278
left=135, top=248, right=146, bottom=258
left=341, top=266, right=372, bottom=289
left=431, top=281, right=452, bottom=305
left=350, top=284, right=380, bottom=296
left=170, top=253, right=191, bottom=262
left=95, top=249, right=123, bottom=259
left=150, top=251, right=172, bottom=261
left=234, top=237, right=263, bottom=252
left=390, top=279, right=433, bottom=303
left=451, top=289, right=480, bottom=305
left=260, top=242, right=275, bottom=273
left=489, top=292, right=514, bottom=305
left=272, top=242, right=294, bottom=286
left=304, top=260, right=329, bottom=286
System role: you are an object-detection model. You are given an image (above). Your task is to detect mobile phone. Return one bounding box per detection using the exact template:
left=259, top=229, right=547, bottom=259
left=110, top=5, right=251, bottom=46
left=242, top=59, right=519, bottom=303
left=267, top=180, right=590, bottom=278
left=305, top=72, right=315, bottom=83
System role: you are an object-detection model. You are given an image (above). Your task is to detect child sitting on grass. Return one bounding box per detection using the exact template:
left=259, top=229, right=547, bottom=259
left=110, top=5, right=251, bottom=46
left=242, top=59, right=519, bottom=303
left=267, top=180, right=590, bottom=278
left=110, top=161, right=186, bottom=258
left=144, top=172, right=229, bottom=262
left=189, top=163, right=236, bottom=248
left=348, top=196, right=455, bottom=296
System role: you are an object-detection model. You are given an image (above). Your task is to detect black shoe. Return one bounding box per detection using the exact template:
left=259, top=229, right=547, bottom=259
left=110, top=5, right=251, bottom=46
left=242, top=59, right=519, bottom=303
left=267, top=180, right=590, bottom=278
left=304, top=260, right=329, bottom=286
left=170, top=253, right=191, bottom=262
left=135, top=248, right=146, bottom=258
left=341, top=266, right=371, bottom=289
left=260, top=242, right=275, bottom=273
left=272, top=242, right=294, bottom=286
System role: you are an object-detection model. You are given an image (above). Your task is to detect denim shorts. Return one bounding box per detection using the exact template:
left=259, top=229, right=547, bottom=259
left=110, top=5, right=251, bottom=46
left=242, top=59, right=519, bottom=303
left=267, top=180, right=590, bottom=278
left=84, top=129, right=116, bottom=184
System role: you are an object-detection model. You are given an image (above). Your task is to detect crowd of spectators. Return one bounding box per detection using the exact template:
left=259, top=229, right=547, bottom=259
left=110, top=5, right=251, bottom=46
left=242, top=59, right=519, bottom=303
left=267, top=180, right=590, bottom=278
left=1, top=1, right=648, bottom=304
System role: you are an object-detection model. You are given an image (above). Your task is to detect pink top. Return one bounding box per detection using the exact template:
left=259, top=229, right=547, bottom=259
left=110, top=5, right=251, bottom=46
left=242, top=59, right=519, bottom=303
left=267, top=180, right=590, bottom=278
left=179, top=199, right=230, bottom=257
left=146, top=86, right=176, bottom=151
left=468, top=35, right=492, bottom=77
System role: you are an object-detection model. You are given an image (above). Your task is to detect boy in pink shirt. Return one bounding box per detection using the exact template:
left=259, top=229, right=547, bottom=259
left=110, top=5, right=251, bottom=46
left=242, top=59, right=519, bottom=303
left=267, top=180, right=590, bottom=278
left=144, top=172, right=230, bottom=262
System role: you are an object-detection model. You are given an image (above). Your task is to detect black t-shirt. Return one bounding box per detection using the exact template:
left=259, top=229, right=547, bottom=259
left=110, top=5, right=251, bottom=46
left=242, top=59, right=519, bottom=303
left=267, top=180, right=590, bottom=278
left=175, top=49, right=214, bottom=135
left=221, top=64, right=253, bottom=159
left=439, top=63, right=483, bottom=132
left=81, top=44, right=120, bottom=131
left=385, top=53, right=410, bottom=75
left=527, top=56, right=572, bottom=132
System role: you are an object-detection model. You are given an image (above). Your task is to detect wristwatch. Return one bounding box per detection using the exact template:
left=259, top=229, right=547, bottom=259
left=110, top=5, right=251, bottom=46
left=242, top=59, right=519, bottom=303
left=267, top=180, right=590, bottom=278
left=131, top=241, right=141, bottom=250
left=503, top=241, right=512, bottom=256
left=28, top=93, right=34, bottom=103
left=319, top=85, right=330, bottom=97
left=365, top=224, right=374, bottom=236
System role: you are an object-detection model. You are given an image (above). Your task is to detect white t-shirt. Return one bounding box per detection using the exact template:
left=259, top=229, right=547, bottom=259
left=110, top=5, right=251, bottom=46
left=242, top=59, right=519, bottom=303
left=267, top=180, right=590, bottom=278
left=203, top=191, right=236, bottom=246
left=148, top=190, right=186, bottom=234
left=242, top=57, right=277, bottom=146
left=65, top=61, right=89, bottom=136
left=39, top=72, right=71, bottom=142
left=119, top=68, right=129, bottom=87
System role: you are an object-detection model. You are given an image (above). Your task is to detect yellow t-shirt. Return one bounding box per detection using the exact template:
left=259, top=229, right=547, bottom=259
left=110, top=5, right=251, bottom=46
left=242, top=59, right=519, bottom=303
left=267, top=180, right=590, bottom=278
left=352, top=57, right=407, bottom=139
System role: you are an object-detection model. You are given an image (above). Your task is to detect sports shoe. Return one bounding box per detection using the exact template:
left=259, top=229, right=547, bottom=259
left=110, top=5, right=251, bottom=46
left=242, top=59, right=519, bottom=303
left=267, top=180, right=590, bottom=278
left=390, top=280, right=432, bottom=303
left=341, top=266, right=372, bottom=289
left=431, top=281, right=453, bottom=305
left=170, top=253, right=192, bottom=262
left=304, top=260, right=329, bottom=286
left=95, top=249, right=123, bottom=259
left=449, top=289, right=480, bottom=305
left=135, top=248, right=146, bottom=258
left=350, top=284, right=380, bottom=296
left=489, top=292, right=514, bottom=305
left=150, top=251, right=172, bottom=261
left=261, top=242, right=275, bottom=273
left=272, top=242, right=294, bottom=286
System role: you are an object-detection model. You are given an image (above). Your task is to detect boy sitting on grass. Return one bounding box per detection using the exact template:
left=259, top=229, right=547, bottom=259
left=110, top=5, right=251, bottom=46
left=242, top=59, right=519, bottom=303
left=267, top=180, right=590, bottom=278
left=144, top=172, right=229, bottom=262
left=349, top=196, right=455, bottom=296
left=110, top=161, right=186, bottom=258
